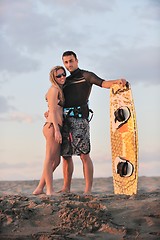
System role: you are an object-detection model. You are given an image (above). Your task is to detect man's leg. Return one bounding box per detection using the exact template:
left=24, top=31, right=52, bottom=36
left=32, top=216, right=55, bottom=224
left=80, top=153, right=93, bottom=194
left=60, top=156, right=74, bottom=192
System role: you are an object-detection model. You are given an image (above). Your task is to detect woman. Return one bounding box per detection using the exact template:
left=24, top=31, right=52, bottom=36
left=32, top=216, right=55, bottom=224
left=33, top=66, right=66, bottom=195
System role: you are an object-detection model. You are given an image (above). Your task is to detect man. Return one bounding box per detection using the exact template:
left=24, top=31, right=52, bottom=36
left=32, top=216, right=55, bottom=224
left=60, top=51, right=126, bottom=194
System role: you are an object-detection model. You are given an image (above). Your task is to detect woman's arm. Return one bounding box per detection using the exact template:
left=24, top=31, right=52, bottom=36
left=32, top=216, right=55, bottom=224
left=47, top=86, right=62, bottom=143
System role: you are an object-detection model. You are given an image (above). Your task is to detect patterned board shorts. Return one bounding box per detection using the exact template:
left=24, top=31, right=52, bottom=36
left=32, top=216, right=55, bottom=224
left=61, top=117, right=91, bottom=157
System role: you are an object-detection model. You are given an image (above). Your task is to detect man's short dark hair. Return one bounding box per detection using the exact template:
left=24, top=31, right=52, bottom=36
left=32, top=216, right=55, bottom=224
left=62, top=51, right=77, bottom=60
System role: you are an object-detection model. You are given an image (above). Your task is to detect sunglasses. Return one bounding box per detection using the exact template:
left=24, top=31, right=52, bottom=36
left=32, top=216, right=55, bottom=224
left=56, top=73, right=66, bottom=78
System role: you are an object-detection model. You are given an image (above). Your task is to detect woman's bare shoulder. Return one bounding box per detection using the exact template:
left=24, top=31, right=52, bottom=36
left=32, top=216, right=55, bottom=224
left=47, top=85, right=59, bottom=94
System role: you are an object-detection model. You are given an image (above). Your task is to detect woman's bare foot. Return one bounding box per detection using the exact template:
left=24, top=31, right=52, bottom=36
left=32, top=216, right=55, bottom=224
left=33, top=188, right=44, bottom=195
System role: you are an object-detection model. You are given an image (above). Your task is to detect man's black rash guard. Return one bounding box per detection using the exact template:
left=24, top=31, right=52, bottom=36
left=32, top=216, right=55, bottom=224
left=63, top=68, right=104, bottom=108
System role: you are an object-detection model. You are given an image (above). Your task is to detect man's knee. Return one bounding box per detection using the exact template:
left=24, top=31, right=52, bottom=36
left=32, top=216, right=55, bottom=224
left=62, top=156, right=73, bottom=162
left=80, top=154, right=91, bottom=162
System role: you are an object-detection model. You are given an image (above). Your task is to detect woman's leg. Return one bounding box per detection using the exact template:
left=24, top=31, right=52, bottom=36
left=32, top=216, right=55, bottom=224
left=33, top=157, right=60, bottom=195
left=33, top=124, right=60, bottom=195
left=32, top=174, right=45, bottom=195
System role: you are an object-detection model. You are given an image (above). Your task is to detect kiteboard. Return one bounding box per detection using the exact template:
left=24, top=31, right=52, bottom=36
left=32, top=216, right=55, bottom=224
left=110, top=82, right=138, bottom=195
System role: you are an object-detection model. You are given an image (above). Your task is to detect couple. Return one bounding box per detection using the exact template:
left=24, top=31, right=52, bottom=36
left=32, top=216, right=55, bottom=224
left=33, top=51, right=127, bottom=196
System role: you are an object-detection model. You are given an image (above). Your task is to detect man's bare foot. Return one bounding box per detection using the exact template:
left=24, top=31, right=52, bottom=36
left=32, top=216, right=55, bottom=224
left=33, top=188, right=44, bottom=195
left=57, top=189, right=70, bottom=194
left=83, top=191, right=92, bottom=196
left=46, top=192, right=59, bottom=196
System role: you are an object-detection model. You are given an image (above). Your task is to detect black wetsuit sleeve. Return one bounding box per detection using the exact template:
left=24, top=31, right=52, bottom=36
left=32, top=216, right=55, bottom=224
left=82, top=70, right=104, bottom=87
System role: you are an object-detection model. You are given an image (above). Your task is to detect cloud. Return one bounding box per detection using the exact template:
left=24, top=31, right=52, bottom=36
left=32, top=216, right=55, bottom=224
left=0, top=1, right=50, bottom=73
left=114, top=46, right=160, bottom=84
left=45, top=0, right=115, bottom=12
left=0, top=96, right=42, bottom=124
left=0, top=34, right=41, bottom=73
left=0, top=0, right=59, bottom=51
left=0, top=0, right=159, bottom=84
left=139, top=149, right=160, bottom=164
left=0, top=0, right=117, bottom=75
left=88, top=45, right=160, bottom=85
left=0, top=161, right=28, bottom=169
left=0, top=95, right=15, bottom=113
left=145, top=0, right=160, bottom=21
left=134, top=0, right=160, bottom=22
left=0, top=111, right=42, bottom=123
left=0, top=94, right=42, bottom=123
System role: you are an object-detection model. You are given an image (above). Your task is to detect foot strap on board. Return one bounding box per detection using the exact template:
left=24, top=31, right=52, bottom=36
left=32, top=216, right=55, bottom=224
left=115, top=157, right=134, bottom=177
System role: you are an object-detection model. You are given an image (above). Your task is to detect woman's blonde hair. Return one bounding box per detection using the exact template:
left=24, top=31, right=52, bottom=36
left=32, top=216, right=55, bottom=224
left=49, top=66, right=66, bottom=106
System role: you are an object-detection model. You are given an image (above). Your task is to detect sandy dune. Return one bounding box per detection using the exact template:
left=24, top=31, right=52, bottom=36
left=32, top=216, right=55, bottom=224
left=0, top=177, right=160, bottom=239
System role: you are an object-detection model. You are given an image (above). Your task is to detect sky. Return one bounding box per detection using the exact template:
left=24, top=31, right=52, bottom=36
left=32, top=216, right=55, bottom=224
left=0, top=0, right=160, bottom=181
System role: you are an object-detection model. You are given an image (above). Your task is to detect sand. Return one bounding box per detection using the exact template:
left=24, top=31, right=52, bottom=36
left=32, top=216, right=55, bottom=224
left=0, top=177, right=160, bottom=239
